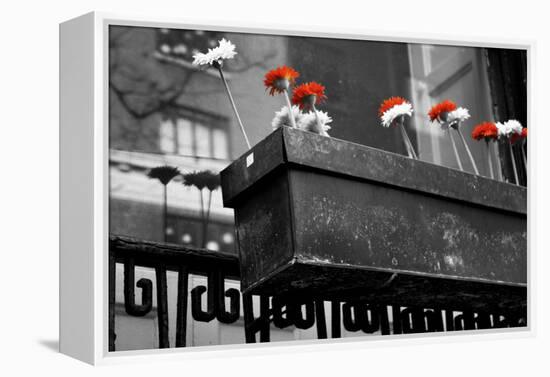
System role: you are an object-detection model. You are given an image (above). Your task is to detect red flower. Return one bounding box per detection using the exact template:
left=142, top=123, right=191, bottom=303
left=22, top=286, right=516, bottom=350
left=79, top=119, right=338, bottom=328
left=511, top=127, right=528, bottom=144
left=378, top=97, right=408, bottom=117
left=292, top=82, right=327, bottom=110
left=264, top=66, right=300, bottom=95
left=471, top=122, right=498, bottom=141
left=428, top=100, right=457, bottom=122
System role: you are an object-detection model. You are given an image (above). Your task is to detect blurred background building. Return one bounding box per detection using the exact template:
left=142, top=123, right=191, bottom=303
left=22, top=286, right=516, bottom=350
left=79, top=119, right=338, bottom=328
left=109, top=25, right=526, bottom=350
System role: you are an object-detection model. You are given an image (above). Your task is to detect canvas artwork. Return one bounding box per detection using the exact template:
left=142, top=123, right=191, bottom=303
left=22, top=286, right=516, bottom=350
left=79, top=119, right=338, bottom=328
left=107, top=24, right=527, bottom=352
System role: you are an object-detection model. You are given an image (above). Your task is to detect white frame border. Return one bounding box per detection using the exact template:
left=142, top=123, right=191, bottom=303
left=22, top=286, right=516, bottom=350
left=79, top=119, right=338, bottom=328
left=61, top=11, right=535, bottom=365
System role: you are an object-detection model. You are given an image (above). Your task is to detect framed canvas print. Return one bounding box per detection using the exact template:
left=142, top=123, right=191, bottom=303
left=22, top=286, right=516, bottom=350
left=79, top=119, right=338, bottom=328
left=59, top=12, right=531, bottom=365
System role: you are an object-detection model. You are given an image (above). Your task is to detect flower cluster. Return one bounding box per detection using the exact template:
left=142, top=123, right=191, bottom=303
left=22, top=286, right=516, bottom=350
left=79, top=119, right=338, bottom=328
left=271, top=105, right=304, bottom=129
left=192, top=38, right=237, bottom=66
left=378, top=97, right=413, bottom=127
left=291, top=82, right=327, bottom=110
left=264, top=65, right=331, bottom=136
left=271, top=105, right=332, bottom=135
left=471, top=122, right=498, bottom=141
left=299, top=110, right=332, bottom=136
left=511, top=127, right=528, bottom=144
left=264, top=66, right=300, bottom=95
left=147, top=166, right=181, bottom=185
left=447, top=107, right=471, bottom=126
left=191, top=38, right=251, bottom=148
left=182, top=170, right=220, bottom=191
left=496, top=119, right=523, bottom=140
left=428, top=100, right=457, bottom=123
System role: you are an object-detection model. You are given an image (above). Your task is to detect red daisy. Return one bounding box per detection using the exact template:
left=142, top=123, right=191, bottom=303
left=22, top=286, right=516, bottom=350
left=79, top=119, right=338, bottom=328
left=428, top=100, right=457, bottom=122
left=264, top=66, right=300, bottom=96
left=291, top=82, right=327, bottom=110
left=472, top=122, right=498, bottom=141
left=510, top=127, right=528, bottom=144
left=378, top=97, right=408, bottom=117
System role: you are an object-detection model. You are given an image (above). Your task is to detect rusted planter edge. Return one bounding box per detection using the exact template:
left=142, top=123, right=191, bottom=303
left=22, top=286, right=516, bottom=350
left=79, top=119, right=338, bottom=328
left=221, top=127, right=526, bottom=215
left=241, top=255, right=527, bottom=296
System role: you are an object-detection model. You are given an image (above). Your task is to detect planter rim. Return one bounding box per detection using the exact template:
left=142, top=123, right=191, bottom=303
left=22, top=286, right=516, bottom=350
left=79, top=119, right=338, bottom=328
left=221, top=127, right=526, bottom=215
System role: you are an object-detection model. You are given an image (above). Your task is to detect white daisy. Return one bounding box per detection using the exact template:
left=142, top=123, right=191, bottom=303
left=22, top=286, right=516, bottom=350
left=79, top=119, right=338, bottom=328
left=380, top=102, right=413, bottom=128
left=192, top=38, right=237, bottom=66
left=271, top=105, right=303, bottom=130
left=447, top=107, right=470, bottom=125
left=497, top=119, right=523, bottom=139
left=298, top=110, right=332, bottom=136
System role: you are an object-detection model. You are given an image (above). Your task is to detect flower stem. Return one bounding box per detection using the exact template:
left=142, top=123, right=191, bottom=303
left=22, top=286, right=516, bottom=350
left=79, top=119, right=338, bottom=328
left=521, top=140, right=527, bottom=173
left=398, top=117, right=418, bottom=159
left=199, top=189, right=206, bottom=247
left=202, top=190, right=213, bottom=249
left=485, top=141, right=494, bottom=179
left=163, top=184, right=168, bottom=243
left=398, top=123, right=414, bottom=158
left=508, top=141, right=519, bottom=184
left=456, top=127, right=479, bottom=175
left=448, top=130, right=463, bottom=171
left=216, top=64, right=251, bottom=149
left=283, top=91, right=297, bottom=128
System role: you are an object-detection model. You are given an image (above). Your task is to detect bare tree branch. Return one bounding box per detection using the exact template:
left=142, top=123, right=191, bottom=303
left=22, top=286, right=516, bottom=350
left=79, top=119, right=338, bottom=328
left=109, top=28, right=278, bottom=121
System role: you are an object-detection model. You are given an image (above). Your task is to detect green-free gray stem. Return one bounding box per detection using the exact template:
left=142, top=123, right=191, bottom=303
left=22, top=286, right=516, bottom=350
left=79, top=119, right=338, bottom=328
left=217, top=65, right=251, bottom=149
left=521, top=141, right=527, bottom=173
left=283, top=91, right=297, bottom=128
left=448, top=129, right=463, bottom=171
left=203, top=190, right=213, bottom=249
left=163, top=184, right=167, bottom=243
left=508, top=142, right=519, bottom=185
left=398, top=118, right=417, bottom=159
left=398, top=122, right=413, bottom=158
left=456, top=127, right=479, bottom=175
left=486, top=141, right=494, bottom=179
left=199, top=189, right=207, bottom=248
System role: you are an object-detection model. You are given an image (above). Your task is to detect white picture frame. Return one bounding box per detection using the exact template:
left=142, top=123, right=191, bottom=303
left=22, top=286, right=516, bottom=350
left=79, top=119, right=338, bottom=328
left=59, top=11, right=534, bottom=365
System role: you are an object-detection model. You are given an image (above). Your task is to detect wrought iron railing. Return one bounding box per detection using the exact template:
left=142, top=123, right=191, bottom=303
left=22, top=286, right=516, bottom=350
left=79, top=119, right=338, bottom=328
left=109, top=235, right=526, bottom=351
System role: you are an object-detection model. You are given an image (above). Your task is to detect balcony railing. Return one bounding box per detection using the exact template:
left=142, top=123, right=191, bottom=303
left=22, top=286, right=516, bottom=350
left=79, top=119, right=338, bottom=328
left=109, top=235, right=526, bottom=352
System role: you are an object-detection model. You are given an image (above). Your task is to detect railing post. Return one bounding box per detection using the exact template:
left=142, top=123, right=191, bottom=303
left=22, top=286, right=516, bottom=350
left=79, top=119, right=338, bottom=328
left=123, top=258, right=153, bottom=316
left=155, top=264, right=170, bottom=348
left=330, top=301, right=341, bottom=338
left=175, top=266, right=189, bottom=347
left=243, top=293, right=271, bottom=343
left=314, top=300, right=328, bottom=339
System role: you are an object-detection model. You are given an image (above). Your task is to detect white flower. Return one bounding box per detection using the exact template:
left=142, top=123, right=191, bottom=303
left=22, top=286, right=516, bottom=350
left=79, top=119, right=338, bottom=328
left=447, top=107, right=471, bottom=125
left=271, top=105, right=303, bottom=130
left=380, top=102, right=413, bottom=128
left=160, top=44, right=171, bottom=54
left=192, top=38, right=237, bottom=66
left=497, top=119, right=523, bottom=138
left=298, top=110, right=332, bottom=136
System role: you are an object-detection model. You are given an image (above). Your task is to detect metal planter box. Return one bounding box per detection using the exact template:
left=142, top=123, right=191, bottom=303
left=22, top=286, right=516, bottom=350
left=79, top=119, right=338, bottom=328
left=221, top=127, right=527, bottom=312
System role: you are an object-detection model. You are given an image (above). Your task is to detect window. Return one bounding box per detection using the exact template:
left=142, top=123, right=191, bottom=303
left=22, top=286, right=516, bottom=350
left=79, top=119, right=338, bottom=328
left=408, top=44, right=501, bottom=177
left=176, top=119, right=193, bottom=155
left=212, top=129, right=229, bottom=160
left=195, top=123, right=211, bottom=157
left=159, top=115, right=230, bottom=160
left=159, top=119, right=175, bottom=154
